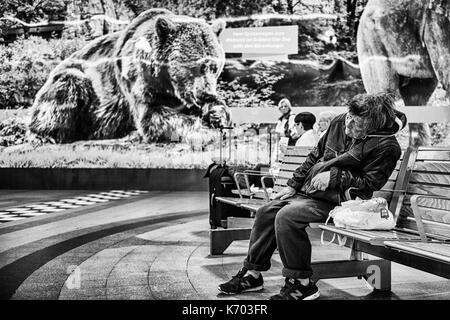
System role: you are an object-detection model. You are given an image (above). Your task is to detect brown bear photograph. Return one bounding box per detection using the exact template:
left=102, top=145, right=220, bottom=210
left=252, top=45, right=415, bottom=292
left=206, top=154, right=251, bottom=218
left=29, top=8, right=229, bottom=143
left=0, top=0, right=449, bottom=307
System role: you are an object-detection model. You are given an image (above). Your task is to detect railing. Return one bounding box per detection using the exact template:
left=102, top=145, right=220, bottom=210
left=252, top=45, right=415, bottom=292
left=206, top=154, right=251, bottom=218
left=231, top=106, right=450, bottom=124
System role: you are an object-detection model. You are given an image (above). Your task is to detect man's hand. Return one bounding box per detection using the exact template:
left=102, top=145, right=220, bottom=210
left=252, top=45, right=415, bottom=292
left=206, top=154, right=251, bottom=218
left=311, top=171, right=331, bottom=191
left=273, top=186, right=296, bottom=200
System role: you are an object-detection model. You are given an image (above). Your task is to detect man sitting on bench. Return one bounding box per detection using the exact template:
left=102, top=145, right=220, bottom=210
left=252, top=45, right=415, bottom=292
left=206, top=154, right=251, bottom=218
left=218, top=92, right=407, bottom=300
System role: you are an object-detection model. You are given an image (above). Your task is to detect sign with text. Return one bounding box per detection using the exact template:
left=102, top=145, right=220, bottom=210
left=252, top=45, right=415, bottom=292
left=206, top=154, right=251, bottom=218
left=219, top=25, right=298, bottom=55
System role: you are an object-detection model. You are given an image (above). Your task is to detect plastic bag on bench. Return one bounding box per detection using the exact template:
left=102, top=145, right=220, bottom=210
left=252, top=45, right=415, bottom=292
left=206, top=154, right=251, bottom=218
left=328, top=197, right=396, bottom=230
left=320, top=197, right=395, bottom=246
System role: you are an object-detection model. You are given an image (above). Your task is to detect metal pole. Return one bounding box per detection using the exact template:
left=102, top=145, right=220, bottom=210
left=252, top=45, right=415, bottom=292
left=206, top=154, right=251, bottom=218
left=269, top=131, right=272, bottom=166
left=228, top=128, right=232, bottom=162
left=219, top=128, right=223, bottom=165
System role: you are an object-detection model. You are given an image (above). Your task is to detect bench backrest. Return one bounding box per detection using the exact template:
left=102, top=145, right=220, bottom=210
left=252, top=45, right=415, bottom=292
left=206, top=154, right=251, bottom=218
left=395, top=147, right=450, bottom=240
left=274, top=146, right=404, bottom=196
left=273, top=146, right=313, bottom=194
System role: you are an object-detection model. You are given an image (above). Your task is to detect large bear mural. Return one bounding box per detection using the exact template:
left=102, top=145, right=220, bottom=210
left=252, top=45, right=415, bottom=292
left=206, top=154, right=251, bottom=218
left=29, top=8, right=230, bottom=143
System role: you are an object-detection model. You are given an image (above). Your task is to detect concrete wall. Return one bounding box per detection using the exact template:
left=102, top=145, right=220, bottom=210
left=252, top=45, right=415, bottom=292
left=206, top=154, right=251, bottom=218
left=0, top=168, right=209, bottom=191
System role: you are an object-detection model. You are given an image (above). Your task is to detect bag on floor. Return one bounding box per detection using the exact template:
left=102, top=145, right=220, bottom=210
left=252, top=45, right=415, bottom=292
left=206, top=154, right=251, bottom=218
left=204, top=163, right=250, bottom=229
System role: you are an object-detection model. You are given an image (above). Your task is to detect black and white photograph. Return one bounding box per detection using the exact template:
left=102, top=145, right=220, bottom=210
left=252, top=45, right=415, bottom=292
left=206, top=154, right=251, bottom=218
left=0, top=0, right=449, bottom=312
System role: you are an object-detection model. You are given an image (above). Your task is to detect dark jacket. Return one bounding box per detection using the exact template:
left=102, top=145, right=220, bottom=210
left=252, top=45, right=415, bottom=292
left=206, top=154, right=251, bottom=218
left=286, top=111, right=407, bottom=205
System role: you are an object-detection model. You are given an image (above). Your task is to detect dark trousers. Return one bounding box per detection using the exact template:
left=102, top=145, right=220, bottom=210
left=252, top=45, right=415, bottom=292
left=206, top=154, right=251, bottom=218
left=243, top=194, right=334, bottom=279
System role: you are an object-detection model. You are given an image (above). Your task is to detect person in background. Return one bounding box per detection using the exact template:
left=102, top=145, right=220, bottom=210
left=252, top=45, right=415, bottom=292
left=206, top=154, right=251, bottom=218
left=316, top=111, right=337, bottom=138
left=294, top=112, right=319, bottom=147
left=274, top=98, right=299, bottom=147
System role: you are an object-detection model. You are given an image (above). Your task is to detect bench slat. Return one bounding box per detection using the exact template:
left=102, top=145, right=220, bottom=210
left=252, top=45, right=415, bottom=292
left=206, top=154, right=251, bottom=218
left=231, top=189, right=267, bottom=199
left=215, top=196, right=267, bottom=206
left=419, top=207, right=450, bottom=224
left=215, top=196, right=242, bottom=206
left=411, top=196, right=450, bottom=211
left=284, top=147, right=312, bottom=156
left=282, top=157, right=308, bottom=165
left=398, top=216, right=450, bottom=239
left=280, top=163, right=301, bottom=171
left=384, top=241, right=450, bottom=264
left=409, top=172, right=450, bottom=186
left=406, top=184, right=450, bottom=197
left=400, top=205, right=450, bottom=224
left=417, top=150, right=450, bottom=161
left=240, top=203, right=265, bottom=212
left=402, top=196, right=450, bottom=212
left=274, top=177, right=289, bottom=186
left=319, top=224, right=421, bottom=243
left=389, top=170, right=398, bottom=181
left=273, top=185, right=285, bottom=193
left=276, top=171, right=294, bottom=180
left=413, top=161, right=450, bottom=173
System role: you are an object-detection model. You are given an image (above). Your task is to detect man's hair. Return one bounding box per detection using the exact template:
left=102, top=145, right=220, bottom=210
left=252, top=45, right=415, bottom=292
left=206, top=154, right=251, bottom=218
left=294, top=112, right=316, bottom=131
left=346, top=92, right=397, bottom=132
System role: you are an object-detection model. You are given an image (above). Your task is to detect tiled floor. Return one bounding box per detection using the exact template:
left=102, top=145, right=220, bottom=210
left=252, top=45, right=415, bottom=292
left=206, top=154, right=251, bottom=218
left=0, top=190, right=148, bottom=223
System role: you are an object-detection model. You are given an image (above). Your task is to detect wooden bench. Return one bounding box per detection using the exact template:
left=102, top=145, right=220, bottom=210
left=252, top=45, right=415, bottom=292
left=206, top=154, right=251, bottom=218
left=210, top=145, right=387, bottom=254
left=210, top=145, right=401, bottom=288
left=210, top=145, right=450, bottom=290
left=319, top=146, right=450, bottom=284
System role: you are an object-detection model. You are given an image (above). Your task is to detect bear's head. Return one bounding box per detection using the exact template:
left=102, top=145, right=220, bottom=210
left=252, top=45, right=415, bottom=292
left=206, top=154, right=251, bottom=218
left=135, top=13, right=226, bottom=111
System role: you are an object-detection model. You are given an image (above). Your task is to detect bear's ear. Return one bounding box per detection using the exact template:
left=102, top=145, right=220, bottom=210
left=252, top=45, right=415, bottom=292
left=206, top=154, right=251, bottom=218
left=155, top=16, right=176, bottom=41
left=210, top=19, right=226, bottom=38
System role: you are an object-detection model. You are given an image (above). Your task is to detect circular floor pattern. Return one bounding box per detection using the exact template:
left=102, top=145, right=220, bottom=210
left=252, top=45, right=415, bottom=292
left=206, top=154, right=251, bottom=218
left=4, top=215, right=450, bottom=300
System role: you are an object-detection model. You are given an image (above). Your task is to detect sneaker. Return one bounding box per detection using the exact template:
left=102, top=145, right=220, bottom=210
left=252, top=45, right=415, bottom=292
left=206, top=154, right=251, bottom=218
left=269, top=278, right=320, bottom=300
left=218, top=268, right=264, bottom=295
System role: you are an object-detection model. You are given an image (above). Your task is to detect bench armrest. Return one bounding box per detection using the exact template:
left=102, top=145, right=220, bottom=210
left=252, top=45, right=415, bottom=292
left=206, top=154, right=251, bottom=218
left=233, top=171, right=274, bottom=199
left=379, top=189, right=407, bottom=193
left=410, top=195, right=450, bottom=242
left=411, top=195, right=450, bottom=202
left=243, top=170, right=268, bottom=175
left=261, top=175, right=276, bottom=201
left=233, top=172, right=250, bottom=198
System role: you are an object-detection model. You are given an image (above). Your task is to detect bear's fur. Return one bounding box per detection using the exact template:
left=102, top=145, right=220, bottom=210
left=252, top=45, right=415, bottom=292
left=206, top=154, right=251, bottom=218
left=357, top=0, right=450, bottom=146
left=29, top=8, right=228, bottom=143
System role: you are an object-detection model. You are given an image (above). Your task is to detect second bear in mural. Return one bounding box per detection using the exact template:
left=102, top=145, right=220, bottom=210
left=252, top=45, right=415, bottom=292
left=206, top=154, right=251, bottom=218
left=29, top=8, right=229, bottom=143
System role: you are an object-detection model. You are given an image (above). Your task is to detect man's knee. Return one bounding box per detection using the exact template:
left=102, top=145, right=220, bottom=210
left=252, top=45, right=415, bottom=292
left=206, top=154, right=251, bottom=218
left=255, top=200, right=284, bottom=218
left=255, top=202, right=271, bottom=217
left=275, top=203, right=308, bottom=231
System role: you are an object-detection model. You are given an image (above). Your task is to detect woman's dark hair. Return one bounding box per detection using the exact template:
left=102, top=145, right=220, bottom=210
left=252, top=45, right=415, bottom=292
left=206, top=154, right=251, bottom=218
left=346, top=92, right=397, bottom=132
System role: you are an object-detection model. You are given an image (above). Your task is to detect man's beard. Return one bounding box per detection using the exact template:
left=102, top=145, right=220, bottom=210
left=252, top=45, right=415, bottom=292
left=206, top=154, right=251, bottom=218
left=345, top=126, right=368, bottom=140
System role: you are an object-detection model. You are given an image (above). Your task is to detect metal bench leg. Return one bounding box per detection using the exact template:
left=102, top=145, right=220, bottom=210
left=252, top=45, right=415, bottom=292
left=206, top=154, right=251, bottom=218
left=210, top=228, right=252, bottom=255
left=350, top=240, right=391, bottom=292
left=311, top=258, right=391, bottom=291
left=311, top=239, right=392, bottom=292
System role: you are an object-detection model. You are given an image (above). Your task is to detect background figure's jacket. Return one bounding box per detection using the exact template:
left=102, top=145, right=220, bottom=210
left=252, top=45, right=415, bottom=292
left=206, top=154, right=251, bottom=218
left=287, top=111, right=407, bottom=205
left=275, top=112, right=298, bottom=145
